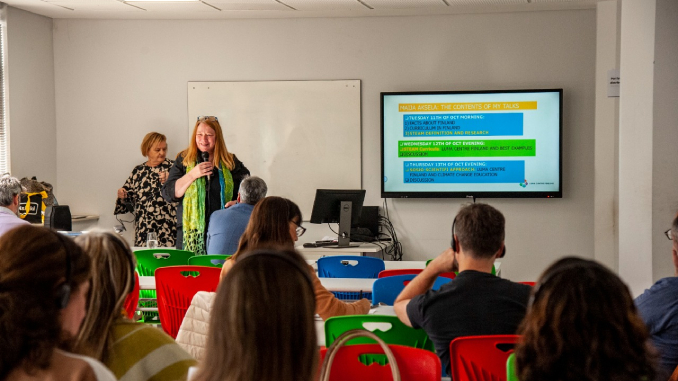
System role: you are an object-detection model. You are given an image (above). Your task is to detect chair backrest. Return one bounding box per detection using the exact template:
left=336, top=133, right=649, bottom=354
left=155, top=265, right=221, bottom=338
left=325, top=315, right=435, bottom=351
left=319, top=344, right=441, bottom=381
left=517, top=281, right=535, bottom=287
left=188, top=254, right=231, bottom=268
left=372, top=275, right=451, bottom=305
left=317, top=256, right=385, bottom=278
left=378, top=268, right=456, bottom=280
left=506, top=353, right=519, bottom=381
left=134, top=249, right=194, bottom=276
left=449, top=335, right=520, bottom=381
left=122, top=272, right=140, bottom=320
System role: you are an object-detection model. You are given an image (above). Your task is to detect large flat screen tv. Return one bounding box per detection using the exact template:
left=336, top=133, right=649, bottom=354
left=381, top=89, right=562, bottom=199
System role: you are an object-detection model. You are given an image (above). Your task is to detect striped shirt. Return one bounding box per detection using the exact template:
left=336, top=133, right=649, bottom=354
left=107, top=321, right=197, bottom=381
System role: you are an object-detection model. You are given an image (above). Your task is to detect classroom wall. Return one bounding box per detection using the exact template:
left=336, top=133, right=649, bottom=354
left=6, top=6, right=56, bottom=185
left=652, top=0, right=678, bottom=281
left=51, top=10, right=596, bottom=280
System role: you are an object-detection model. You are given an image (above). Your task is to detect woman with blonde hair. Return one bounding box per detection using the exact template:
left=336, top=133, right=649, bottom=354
left=514, top=257, right=657, bottom=381
left=192, top=248, right=317, bottom=381
left=162, top=116, right=249, bottom=254
left=73, top=230, right=196, bottom=380
left=115, top=131, right=177, bottom=247
left=0, top=226, right=116, bottom=381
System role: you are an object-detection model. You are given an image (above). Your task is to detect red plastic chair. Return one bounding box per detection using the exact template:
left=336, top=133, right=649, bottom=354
left=378, top=269, right=456, bottom=280
left=518, top=281, right=536, bottom=287
left=449, top=335, right=520, bottom=381
left=155, top=265, right=221, bottom=338
left=319, top=344, right=441, bottom=381
left=123, top=273, right=140, bottom=320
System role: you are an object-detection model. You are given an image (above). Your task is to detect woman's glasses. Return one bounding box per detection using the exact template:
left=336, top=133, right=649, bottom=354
left=197, top=116, right=218, bottom=122
left=293, top=221, right=306, bottom=237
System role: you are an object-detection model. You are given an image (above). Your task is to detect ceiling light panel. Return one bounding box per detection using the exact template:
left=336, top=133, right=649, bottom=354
left=365, top=0, right=449, bottom=9
left=446, top=0, right=526, bottom=4
left=282, top=0, right=371, bottom=11
left=42, top=0, right=139, bottom=10
left=206, top=0, right=292, bottom=10
left=129, top=1, right=220, bottom=11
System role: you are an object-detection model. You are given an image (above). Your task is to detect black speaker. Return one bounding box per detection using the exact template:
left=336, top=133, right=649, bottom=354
left=45, top=205, right=72, bottom=231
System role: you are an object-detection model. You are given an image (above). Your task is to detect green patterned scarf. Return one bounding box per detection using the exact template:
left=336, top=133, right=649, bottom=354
left=183, top=160, right=234, bottom=255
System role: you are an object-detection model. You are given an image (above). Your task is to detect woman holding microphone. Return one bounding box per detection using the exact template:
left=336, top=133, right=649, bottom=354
left=115, top=132, right=176, bottom=247
left=162, top=116, right=249, bottom=254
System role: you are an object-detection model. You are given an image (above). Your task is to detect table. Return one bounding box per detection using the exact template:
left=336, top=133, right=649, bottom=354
left=138, top=276, right=376, bottom=293
left=296, top=241, right=393, bottom=260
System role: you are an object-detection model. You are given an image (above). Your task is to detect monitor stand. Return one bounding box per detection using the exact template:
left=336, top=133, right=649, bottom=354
left=329, top=200, right=361, bottom=248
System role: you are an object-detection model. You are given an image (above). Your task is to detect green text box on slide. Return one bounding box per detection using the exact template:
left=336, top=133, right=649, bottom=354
left=398, top=139, right=536, bottom=158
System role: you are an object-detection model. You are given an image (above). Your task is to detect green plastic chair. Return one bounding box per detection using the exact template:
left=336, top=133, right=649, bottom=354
left=506, top=353, right=519, bottom=381
left=425, top=259, right=495, bottom=276
left=325, top=315, right=435, bottom=352
left=134, top=249, right=194, bottom=323
left=188, top=254, right=231, bottom=268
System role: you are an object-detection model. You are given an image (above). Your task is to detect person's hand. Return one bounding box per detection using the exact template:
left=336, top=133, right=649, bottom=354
left=427, top=248, right=457, bottom=274
left=188, top=162, right=213, bottom=181
left=158, top=170, right=168, bottom=184
left=117, top=188, right=127, bottom=199
left=224, top=200, right=237, bottom=208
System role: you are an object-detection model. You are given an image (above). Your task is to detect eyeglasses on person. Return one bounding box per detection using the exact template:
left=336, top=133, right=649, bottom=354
left=197, top=115, right=218, bottom=122
left=666, top=229, right=673, bottom=240
left=293, top=221, right=306, bottom=237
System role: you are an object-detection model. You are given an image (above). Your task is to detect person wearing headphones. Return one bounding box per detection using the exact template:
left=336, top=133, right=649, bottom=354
left=0, top=225, right=116, bottom=381
left=393, top=203, right=531, bottom=375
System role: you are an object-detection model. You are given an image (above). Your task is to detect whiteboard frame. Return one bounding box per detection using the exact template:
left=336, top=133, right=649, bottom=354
left=187, top=80, right=362, bottom=218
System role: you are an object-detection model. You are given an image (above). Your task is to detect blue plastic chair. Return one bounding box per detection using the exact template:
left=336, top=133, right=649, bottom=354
left=317, top=256, right=385, bottom=300
left=372, top=274, right=452, bottom=306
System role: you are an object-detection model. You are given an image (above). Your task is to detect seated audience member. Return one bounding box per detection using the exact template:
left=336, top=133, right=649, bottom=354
left=206, top=175, right=267, bottom=255
left=0, top=174, right=29, bottom=237
left=515, top=257, right=657, bottom=381
left=72, top=231, right=197, bottom=381
left=192, top=249, right=317, bottom=381
left=176, top=196, right=369, bottom=360
left=635, top=213, right=678, bottom=377
left=394, top=203, right=531, bottom=375
left=0, top=225, right=116, bottom=381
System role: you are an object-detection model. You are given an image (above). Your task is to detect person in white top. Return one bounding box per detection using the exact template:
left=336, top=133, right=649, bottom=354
left=0, top=225, right=116, bottom=381
left=0, top=174, right=29, bottom=238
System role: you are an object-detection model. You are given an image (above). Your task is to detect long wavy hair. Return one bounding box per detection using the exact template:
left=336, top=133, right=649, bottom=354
left=194, top=249, right=317, bottom=381
left=515, top=257, right=657, bottom=381
left=180, top=118, right=235, bottom=170
left=0, top=226, right=91, bottom=379
left=72, top=231, right=136, bottom=363
left=231, top=196, right=302, bottom=261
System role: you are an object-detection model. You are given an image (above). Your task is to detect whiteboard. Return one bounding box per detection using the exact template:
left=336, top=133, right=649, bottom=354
left=187, top=80, right=362, bottom=218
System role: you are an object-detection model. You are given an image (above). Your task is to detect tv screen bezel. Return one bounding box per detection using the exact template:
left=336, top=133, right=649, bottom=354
left=380, top=88, right=563, bottom=199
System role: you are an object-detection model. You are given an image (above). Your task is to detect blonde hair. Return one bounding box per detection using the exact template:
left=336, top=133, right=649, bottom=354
left=180, top=119, right=235, bottom=170
left=140, top=132, right=166, bottom=157
left=73, top=231, right=136, bottom=362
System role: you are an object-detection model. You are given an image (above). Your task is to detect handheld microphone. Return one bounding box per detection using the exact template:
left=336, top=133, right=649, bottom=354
left=201, top=152, right=211, bottom=186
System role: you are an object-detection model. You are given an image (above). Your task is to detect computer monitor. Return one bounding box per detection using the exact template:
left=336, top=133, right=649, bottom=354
left=310, top=189, right=366, bottom=247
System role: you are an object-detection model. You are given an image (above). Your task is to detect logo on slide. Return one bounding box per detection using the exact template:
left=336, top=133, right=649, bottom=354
left=519, top=179, right=528, bottom=188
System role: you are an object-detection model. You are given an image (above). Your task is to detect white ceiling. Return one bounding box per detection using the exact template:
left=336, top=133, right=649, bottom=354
left=3, top=0, right=600, bottom=19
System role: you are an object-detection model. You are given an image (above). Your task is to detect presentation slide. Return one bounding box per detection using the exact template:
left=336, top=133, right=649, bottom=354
left=382, top=90, right=561, bottom=197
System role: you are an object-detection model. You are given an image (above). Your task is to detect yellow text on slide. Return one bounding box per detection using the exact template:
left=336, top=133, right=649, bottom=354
left=399, top=102, right=537, bottom=112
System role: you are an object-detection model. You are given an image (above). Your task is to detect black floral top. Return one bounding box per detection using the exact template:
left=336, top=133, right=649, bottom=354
left=114, top=159, right=177, bottom=247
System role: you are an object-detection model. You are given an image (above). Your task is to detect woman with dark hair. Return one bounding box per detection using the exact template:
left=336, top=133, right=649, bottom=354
left=176, top=196, right=369, bottom=360
left=514, top=257, right=657, bottom=381
left=115, top=132, right=177, bottom=247
left=192, top=249, right=317, bottom=381
left=0, top=225, right=115, bottom=381
left=162, top=116, right=249, bottom=254
left=72, top=231, right=196, bottom=381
